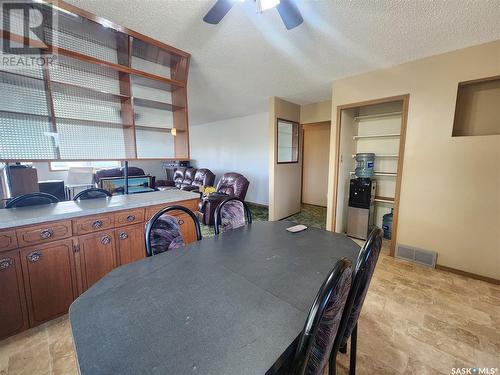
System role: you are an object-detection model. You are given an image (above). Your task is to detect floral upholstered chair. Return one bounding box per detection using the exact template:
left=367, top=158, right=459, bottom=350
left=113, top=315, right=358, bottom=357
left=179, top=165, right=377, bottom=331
left=292, top=258, right=353, bottom=375
left=214, top=197, right=252, bottom=235
left=145, top=206, right=202, bottom=257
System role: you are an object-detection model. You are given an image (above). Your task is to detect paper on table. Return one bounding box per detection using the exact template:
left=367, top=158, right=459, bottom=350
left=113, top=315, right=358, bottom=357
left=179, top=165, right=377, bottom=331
left=286, top=224, right=308, bottom=233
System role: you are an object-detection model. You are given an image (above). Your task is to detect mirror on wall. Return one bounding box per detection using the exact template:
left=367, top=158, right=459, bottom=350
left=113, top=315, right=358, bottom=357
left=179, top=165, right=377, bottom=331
left=277, top=119, right=299, bottom=164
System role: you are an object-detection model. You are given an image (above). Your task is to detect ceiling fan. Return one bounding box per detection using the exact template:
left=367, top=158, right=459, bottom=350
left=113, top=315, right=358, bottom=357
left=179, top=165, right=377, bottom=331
left=203, top=0, right=303, bottom=30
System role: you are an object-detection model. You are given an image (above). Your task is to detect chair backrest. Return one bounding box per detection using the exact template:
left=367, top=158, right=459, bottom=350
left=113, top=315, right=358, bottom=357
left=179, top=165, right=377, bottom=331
left=293, top=258, right=353, bottom=375
left=73, top=188, right=112, bottom=201
left=214, top=197, right=252, bottom=235
left=334, top=227, right=383, bottom=351
left=173, top=168, right=187, bottom=188
left=6, top=192, right=59, bottom=208
left=66, top=167, right=94, bottom=185
left=216, top=173, right=249, bottom=200
left=193, top=169, right=215, bottom=187
left=144, top=205, right=202, bottom=257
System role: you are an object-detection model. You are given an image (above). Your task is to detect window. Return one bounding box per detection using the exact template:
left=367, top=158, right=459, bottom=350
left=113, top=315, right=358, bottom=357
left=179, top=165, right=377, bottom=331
left=50, top=161, right=122, bottom=171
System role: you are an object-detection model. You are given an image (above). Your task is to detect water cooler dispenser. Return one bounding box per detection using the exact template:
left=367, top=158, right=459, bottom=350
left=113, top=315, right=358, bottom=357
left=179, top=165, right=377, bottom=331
left=347, top=153, right=376, bottom=240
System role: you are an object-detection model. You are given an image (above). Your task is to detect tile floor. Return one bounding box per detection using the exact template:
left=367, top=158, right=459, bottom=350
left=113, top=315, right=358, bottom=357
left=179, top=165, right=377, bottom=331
left=1, top=205, right=498, bottom=375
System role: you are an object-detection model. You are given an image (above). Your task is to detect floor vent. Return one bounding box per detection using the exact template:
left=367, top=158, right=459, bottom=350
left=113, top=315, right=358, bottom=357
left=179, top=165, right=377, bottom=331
left=395, top=244, right=437, bottom=268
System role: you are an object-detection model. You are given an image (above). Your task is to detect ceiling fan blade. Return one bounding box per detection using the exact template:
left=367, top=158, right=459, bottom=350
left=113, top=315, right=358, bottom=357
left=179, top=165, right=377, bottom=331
left=276, top=0, right=303, bottom=30
left=203, top=0, right=236, bottom=24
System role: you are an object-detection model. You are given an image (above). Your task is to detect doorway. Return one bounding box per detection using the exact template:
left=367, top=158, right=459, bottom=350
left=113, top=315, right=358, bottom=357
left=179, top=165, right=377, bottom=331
left=300, top=121, right=331, bottom=228
left=333, top=95, right=409, bottom=255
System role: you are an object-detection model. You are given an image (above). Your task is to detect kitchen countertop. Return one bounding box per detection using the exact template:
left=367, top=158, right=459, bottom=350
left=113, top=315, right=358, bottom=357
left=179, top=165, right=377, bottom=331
left=0, top=190, right=200, bottom=230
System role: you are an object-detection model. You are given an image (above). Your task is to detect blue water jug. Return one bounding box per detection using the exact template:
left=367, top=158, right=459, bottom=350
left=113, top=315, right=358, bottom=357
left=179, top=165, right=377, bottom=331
left=382, top=209, right=393, bottom=240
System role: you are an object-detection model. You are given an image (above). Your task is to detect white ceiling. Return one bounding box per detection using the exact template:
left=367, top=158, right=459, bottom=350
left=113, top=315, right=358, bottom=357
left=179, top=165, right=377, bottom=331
left=66, top=0, right=500, bottom=125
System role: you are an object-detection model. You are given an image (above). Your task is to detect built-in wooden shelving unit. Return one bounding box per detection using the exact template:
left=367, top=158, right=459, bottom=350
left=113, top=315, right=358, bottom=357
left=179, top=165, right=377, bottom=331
left=0, top=0, right=190, bottom=161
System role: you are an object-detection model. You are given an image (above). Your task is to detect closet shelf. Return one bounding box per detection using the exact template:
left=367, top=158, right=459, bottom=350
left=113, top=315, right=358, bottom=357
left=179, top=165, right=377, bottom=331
left=374, top=196, right=395, bottom=204
left=354, top=112, right=402, bottom=121
left=350, top=171, right=397, bottom=177
left=351, top=154, right=398, bottom=158
left=353, top=134, right=400, bottom=140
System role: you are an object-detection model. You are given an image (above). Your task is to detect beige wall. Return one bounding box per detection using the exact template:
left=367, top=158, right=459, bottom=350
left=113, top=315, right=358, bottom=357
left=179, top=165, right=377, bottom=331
left=300, top=100, right=332, bottom=124
left=326, top=40, right=500, bottom=279
left=269, top=97, right=302, bottom=221
left=302, top=122, right=330, bottom=206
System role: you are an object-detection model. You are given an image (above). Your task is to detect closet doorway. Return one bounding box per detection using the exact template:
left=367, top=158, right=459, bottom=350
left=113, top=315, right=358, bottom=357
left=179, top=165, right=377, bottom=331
left=333, top=95, right=409, bottom=255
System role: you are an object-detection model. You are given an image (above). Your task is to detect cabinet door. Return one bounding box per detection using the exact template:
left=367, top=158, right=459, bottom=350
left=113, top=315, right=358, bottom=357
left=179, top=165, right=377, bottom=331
left=0, top=251, right=29, bottom=339
left=115, top=224, right=146, bottom=266
left=20, top=240, right=78, bottom=327
left=79, top=231, right=117, bottom=290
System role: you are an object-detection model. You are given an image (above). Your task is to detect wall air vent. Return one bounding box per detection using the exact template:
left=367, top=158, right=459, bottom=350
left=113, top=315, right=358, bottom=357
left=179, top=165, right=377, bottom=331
left=395, top=244, right=437, bottom=268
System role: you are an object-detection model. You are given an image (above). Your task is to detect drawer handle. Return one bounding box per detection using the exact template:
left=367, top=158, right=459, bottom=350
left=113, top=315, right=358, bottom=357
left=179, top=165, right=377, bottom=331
left=126, top=215, right=135, bottom=222
left=27, top=251, right=42, bottom=263
left=178, top=219, right=184, bottom=226
left=0, top=258, right=14, bottom=271
left=101, top=235, right=112, bottom=245
left=40, top=229, right=54, bottom=239
left=119, top=232, right=128, bottom=240
left=92, top=220, right=103, bottom=229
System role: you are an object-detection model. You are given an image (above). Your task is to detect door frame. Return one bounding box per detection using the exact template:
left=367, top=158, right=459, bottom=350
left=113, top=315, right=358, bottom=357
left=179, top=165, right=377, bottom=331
left=331, top=94, right=409, bottom=256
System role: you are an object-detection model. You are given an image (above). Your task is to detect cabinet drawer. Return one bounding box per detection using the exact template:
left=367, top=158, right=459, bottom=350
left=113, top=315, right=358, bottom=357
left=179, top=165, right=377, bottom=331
left=73, top=214, right=114, bottom=235
left=115, top=209, right=145, bottom=228
left=0, top=230, right=18, bottom=252
left=16, top=221, right=72, bottom=248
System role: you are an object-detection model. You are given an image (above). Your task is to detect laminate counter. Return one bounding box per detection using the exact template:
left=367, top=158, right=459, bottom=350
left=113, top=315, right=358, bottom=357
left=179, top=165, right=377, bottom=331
left=0, top=190, right=199, bottom=230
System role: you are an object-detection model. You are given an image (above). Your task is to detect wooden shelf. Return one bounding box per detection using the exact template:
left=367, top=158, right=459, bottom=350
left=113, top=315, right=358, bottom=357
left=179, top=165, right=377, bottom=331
left=0, top=69, right=129, bottom=102
left=134, top=125, right=181, bottom=132
left=352, top=154, right=398, bottom=158
left=354, top=112, right=402, bottom=121
left=133, top=98, right=182, bottom=112
left=353, top=134, right=400, bottom=140
left=0, top=109, right=51, bottom=119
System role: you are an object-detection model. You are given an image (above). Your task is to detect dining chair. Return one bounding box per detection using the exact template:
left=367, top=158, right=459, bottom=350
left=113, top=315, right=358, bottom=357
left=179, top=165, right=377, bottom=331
left=144, top=205, right=202, bottom=257
left=214, top=197, right=252, bottom=235
left=330, top=227, right=384, bottom=375
left=73, top=188, right=112, bottom=201
left=6, top=192, right=59, bottom=208
left=292, top=257, right=353, bottom=375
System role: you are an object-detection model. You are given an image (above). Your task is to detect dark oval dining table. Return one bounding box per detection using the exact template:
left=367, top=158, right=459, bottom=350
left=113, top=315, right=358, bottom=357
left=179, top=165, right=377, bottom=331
left=70, top=221, right=360, bottom=375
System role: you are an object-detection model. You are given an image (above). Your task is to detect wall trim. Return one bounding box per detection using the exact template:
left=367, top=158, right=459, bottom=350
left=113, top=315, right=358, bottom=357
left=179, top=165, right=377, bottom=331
left=436, top=264, right=500, bottom=285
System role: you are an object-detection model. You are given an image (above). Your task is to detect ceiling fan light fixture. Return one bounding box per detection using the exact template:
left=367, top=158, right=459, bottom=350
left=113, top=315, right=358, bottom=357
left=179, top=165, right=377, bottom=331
left=256, top=0, right=280, bottom=12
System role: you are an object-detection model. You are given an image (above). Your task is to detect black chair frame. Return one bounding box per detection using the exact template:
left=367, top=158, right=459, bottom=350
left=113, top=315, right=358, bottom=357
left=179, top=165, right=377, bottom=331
left=144, top=205, right=202, bottom=257
left=6, top=192, right=59, bottom=208
left=329, top=227, right=384, bottom=375
left=213, top=197, right=253, bottom=235
left=73, top=188, right=112, bottom=201
left=293, top=257, right=352, bottom=375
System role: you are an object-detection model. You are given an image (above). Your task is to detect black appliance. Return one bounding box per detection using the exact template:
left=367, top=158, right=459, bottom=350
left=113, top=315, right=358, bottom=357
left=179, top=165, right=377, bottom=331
left=347, top=177, right=376, bottom=240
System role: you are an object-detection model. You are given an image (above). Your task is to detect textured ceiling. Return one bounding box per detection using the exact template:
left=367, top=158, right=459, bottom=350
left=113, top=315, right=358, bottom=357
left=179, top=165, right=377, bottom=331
left=66, top=0, right=500, bottom=125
